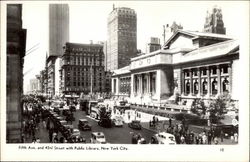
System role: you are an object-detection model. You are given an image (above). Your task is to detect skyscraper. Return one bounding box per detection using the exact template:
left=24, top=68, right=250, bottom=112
left=107, top=6, right=137, bottom=71
left=203, top=6, right=226, bottom=34
left=47, top=4, right=69, bottom=97
left=49, top=4, right=69, bottom=57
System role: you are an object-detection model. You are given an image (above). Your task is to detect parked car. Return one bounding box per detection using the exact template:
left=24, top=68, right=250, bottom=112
left=212, top=124, right=238, bottom=138
left=78, top=119, right=91, bottom=131
left=90, top=132, right=106, bottom=144
left=137, top=138, right=147, bottom=144
left=98, top=118, right=112, bottom=128
left=112, top=116, right=124, bottom=127
left=70, top=128, right=81, bottom=138
left=153, top=132, right=176, bottom=144
left=150, top=136, right=159, bottom=144
left=128, top=120, right=142, bottom=130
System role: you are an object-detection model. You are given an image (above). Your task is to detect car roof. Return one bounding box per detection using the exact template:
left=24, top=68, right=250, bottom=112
left=79, top=119, right=88, bottom=122
left=157, top=132, right=174, bottom=137
left=60, top=120, right=67, bottom=123
left=92, top=132, right=104, bottom=136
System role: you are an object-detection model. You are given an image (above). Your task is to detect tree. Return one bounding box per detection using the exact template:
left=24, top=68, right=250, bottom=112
left=208, top=92, right=232, bottom=123
left=191, top=99, right=207, bottom=116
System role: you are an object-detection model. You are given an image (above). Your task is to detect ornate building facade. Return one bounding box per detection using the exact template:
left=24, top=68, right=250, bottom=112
left=60, top=42, right=106, bottom=96
left=112, top=30, right=239, bottom=110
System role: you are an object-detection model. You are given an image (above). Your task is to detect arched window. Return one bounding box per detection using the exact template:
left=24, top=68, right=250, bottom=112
left=194, top=81, right=199, bottom=94
left=202, top=81, right=208, bottom=95
left=186, top=81, right=190, bottom=95
left=212, top=79, right=218, bottom=95
left=222, top=78, right=229, bottom=92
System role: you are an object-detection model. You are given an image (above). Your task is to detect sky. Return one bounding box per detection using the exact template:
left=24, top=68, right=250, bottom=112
left=20, top=1, right=249, bottom=93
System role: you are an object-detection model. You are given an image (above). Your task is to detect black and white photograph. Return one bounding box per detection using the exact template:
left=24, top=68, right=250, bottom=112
left=1, top=0, right=249, bottom=161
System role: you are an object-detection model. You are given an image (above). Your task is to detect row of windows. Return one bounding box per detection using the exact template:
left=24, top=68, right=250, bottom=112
left=185, top=78, right=229, bottom=95
left=185, top=65, right=229, bottom=77
left=66, top=47, right=102, bottom=52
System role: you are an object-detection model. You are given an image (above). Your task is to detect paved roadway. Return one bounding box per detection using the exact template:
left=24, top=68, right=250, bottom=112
left=72, top=110, right=155, bottom=144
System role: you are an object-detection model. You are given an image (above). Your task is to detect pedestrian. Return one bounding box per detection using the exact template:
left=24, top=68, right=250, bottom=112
left=169, top=118, right=172, bottom=127
left=202, top=132, right=207, bottom=144
left=180, top=135, right=185, bottom=144
left=214, top=136, right=219, bottom=145
left=207, top=130, right=212, bottom=145
left=234, top=132, right=238, bottom=143
left=43, top=120, right=46, bottom=129
left=195, top=136, right=199, bottom=144
left=220, top=130, right=224, bottom=142
left=230, top=133, right=234, bottom=143
left=36, top=138, right=40, bottom=143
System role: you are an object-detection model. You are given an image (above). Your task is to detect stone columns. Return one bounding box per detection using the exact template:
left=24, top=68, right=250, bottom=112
left=198, top=68, right=201, bottom=96
left=228, top=63, right=232, bottom=93
left=217, top=65, right=221, bottom=94
left=189, top=69, right=193, bottom=95
left=181, top=70, right=185, bottom=95
left=206, top=67, right=211, bottom=97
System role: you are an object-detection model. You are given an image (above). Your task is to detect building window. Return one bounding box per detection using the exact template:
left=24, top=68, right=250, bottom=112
left=222, top=78, right=229, bottom=92
left=193, top=70, right=198, bottom=76
left=223, top=66, right=228, bottom=74
left=203, top=69, right=207, bottom=75
left=186, top=81, right=190, bottom=95
left=194, top=81, right=198, bottom=94
left=212, top=79, right=218, bottom=95
left=212, top=67, right=217, bottom=75
left=202, top=81, right=208, bottom=95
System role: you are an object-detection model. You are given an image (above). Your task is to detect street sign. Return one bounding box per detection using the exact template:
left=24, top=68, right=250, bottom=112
left=232, top=119, right=238, bottom=126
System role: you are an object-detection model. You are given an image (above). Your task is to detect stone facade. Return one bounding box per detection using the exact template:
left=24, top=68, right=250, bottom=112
left=112, top=30, right=239, bottom=109
left=60, top=42, right=106, bottom=95
left=6, top=4, right=26, bottom=143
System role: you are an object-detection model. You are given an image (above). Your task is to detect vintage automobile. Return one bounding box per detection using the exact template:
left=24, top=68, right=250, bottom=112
left=90, top=132, right=106, bottom=144
left=70, top=128, right=81, bottom=138
left=212, top=124, right=238, bottom=138
left=98, top=118, right=112, bottom=128
left=112, top=116, right=124, bottom=127
left=153, top=132, right=176, bottom=144
left=78, top=119, right=91, bottom=131
left=150, top=136, right=159, bottom=144
left=128, top=120, right=142, bottom=130
left=137, top=138, right=147, bottom=144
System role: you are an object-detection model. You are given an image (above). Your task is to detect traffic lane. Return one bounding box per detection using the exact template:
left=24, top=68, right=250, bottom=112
left=72, top=110, right=155, bottom=144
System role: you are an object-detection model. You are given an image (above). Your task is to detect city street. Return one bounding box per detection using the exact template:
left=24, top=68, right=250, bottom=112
left=72, top=110, right=155, bottom=144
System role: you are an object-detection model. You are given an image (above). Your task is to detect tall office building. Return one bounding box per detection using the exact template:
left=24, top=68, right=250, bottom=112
left=107, top=6, right=137, bottom=71
left=49, top=4, right=69, bottom=57
left=47, top=4, right=69, bottom=97
left=204, top=6, right=226, bottom=34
